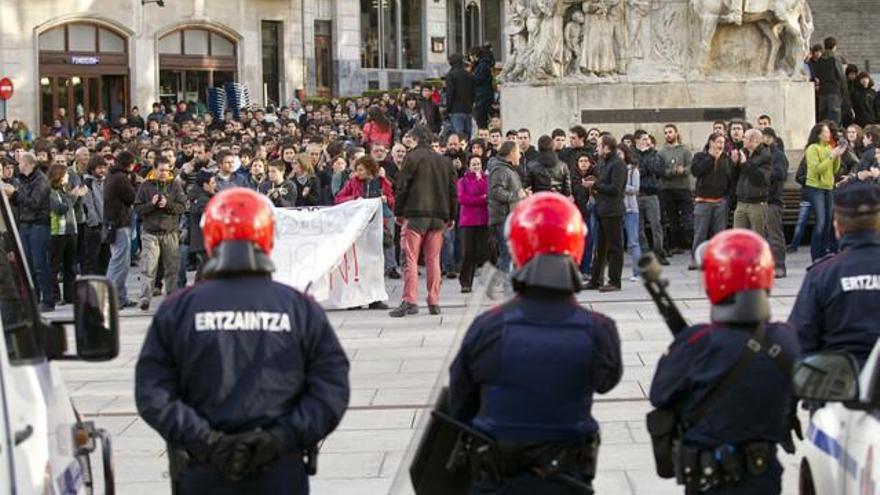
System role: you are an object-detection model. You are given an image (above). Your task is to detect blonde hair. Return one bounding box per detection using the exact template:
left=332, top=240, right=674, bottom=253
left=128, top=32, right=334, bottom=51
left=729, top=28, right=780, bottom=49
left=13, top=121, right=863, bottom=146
left=294, top=153, right=315, bottom=176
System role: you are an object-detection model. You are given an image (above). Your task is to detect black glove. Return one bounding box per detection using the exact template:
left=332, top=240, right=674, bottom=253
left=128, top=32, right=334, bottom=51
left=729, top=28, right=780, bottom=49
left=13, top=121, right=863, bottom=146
left=781, top=413, right=803, bottom=455
left=206, top=432, right=253, bottom=482
left=235, top=428, right=286, bottom=476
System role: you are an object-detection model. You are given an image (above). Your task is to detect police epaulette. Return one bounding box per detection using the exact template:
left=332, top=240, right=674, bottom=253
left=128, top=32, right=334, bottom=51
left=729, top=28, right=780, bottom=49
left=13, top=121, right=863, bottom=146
left=806, top=252, right=836, bottom=271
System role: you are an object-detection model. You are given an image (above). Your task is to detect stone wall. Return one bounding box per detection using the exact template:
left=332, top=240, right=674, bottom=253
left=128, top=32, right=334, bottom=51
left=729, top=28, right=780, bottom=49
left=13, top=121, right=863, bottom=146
left=811, top=0, right=880, bottom=72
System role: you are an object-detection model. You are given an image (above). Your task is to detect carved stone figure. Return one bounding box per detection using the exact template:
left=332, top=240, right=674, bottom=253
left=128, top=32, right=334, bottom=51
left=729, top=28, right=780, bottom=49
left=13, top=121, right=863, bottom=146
left=627, top=0, right=651, bottom=60
left=499, top=0, right=813, bottom=82
left=580, top=0, right=626, bottom=76
left=564, top=11, right=585, bottom=73
left=690, top=0, right=814, bottom=76
left=500, top=0, right=531, bottom=82
left=525, top=0, right=567, bottom=80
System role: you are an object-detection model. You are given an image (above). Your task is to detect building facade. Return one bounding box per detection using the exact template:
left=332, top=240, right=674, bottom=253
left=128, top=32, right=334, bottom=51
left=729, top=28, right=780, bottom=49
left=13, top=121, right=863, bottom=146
left=0, top=0, right=507, bottom=130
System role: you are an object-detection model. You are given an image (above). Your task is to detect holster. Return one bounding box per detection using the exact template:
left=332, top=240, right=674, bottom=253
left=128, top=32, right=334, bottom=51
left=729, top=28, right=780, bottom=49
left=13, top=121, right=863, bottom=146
left=168, top=447, right=192, bottom=495
left=646, top=408, right=679, bottom=479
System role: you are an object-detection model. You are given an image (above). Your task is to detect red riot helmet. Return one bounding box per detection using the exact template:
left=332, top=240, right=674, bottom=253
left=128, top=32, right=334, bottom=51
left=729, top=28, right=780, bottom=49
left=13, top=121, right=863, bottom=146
left=506, top=192, right=586, bottom=292
left=702, top=229, right=774, bottom=323
left=507, top=192, right=587, bottom=267
left=202, top=187, right=275, bottom=256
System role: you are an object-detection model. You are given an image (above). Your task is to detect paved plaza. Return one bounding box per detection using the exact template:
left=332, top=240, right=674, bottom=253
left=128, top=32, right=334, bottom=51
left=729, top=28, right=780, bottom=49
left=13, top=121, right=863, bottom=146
left=54, top=250, right=815, bottom=494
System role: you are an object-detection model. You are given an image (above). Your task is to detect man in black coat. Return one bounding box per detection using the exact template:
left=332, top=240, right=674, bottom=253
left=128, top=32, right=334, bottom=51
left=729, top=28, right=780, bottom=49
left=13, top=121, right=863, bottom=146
left=445, top=53, right=476, bottom=138
left=104, top=151, right=138, bottom=307
left=586, top=136, right=626, bottom=292
left=731, top=129, right=772, bottom=235
left=9, top=152, right=53, bottom=310
left=525, top=135, right=572, bottom=196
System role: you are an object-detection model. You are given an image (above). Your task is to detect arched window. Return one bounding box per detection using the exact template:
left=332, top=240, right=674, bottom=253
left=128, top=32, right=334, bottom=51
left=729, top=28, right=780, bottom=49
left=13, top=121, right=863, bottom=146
left=158, top=27, right=238, bottom=109
left=37, top=22, right=130, bottom=129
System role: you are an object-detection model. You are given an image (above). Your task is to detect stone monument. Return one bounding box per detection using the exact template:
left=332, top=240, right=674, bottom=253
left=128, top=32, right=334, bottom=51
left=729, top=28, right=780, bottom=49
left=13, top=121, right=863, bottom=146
left=500, top=0, right=817, bottom=149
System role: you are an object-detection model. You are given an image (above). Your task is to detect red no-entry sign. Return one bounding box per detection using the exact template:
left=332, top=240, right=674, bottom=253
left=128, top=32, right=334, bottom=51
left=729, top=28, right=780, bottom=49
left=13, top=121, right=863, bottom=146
left=0, top=78, right=13, bottom=101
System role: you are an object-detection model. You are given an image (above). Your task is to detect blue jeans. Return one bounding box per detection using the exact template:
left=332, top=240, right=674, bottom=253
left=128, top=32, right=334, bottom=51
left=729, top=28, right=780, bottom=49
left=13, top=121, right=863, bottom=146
left=581, top=210, right=599, bottom=275
left=18, top=223, right=52, bottom=304
left=492, top=225, right=511, bottom=273
left=384, top=215, right=398, bottom=271
left=449, top=113, right=473, bottom=139
left=106, top=227, right=132, bottom=304
left=788, top=200, right=812, bottom=249
left=441, top=227, right=459, bottom=272
left=177, top=243, right=190, bottom=288
left=802, top=186, right=833, bottom=261
left=624, top=212, right=643, bottom=277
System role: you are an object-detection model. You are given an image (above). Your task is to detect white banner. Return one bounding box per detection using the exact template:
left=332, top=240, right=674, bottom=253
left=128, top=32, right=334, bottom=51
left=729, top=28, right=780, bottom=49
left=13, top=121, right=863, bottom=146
left=271, top=199, right=389, bottom=309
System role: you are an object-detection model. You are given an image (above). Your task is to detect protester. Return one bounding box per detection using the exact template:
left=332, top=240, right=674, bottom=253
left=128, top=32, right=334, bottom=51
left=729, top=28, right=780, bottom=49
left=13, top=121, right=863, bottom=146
left=134, top=155, right=186, bottom=311
left=731, top=129, right=771, bottom=234
left=622, top=145, right=642, bottom=282
left=690, top=132, right=733, bottom=268
left=104, top=150, right=138, bottom=308
left=390, top=125, right=457, bottom=317
left=487, top=141, right=525, bottom=273
left=803, top=122, right=845, bottom=260
left=658, top=124, right=693, bottom=255
left=445, top=53, right=476, bottom=138
left=587, top=135, right=626, bottom=292
left=47, top=163, right=79, bottom=307
left=11, top=152, right=54, bottom=310
left=456, top=155, right=489, bottom=293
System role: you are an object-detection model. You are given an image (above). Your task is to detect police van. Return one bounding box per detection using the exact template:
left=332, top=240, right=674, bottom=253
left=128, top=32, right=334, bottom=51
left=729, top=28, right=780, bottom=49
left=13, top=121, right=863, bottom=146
left=793, top=341, right=880, bottom=495
left=0, top=192, right=119, bottom=494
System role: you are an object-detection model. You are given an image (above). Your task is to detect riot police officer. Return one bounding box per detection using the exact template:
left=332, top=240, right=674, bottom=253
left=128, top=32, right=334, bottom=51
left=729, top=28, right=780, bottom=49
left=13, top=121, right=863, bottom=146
left=135, top=188, right=350, bottom=494
left=448, top=192, right=623, bottom=494
left=649, top=229, right=800, bottom=494
left=789, top=181, right=880, bottom=367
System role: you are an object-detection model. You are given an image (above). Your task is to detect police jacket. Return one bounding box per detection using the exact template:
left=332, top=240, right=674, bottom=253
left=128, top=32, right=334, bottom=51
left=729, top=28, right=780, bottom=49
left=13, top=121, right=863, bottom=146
left=732, top=145, right=771, bottom=204
left=649, top=322, right=800, bottom=448
left=788, top=231, right=880, bottom=367
left=134, top=270, right=350, bottom=458
left=448, top=293, right=622, bottom=444
left=526, top=151, right=572, bottom=196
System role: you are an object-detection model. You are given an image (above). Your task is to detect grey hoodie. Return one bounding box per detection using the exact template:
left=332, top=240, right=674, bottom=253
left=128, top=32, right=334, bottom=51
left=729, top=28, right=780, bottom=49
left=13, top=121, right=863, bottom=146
left=487, top=156, right=524, bottom=226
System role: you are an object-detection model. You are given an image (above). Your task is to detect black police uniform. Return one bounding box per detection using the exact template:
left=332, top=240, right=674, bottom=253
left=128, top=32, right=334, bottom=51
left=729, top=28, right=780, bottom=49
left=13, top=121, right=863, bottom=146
left=135, top=245, right=350, bottom=495
left=788, top=183, right=880, bottom=368
left=449, top=289, right=623, bottom=494
left=649, top=322, right=801, bottom=494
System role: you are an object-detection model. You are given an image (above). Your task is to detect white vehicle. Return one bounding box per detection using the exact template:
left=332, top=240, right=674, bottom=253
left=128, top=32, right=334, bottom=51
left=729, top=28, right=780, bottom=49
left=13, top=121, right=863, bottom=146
left=793, top=341, right=880, bottom=495
left=0, top=193, right=119, bottom=494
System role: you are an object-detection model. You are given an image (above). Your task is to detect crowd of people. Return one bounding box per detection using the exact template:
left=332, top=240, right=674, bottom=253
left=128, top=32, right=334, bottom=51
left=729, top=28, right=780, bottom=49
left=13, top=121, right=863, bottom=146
left=1, top=44, right=879, bottom=314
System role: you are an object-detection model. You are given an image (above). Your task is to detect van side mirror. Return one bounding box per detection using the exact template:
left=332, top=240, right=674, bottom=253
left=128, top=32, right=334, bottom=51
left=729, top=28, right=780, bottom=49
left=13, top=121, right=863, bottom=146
left=73, top=277, right=119, bottom=361
left=793, top=352, right=860, bottom=402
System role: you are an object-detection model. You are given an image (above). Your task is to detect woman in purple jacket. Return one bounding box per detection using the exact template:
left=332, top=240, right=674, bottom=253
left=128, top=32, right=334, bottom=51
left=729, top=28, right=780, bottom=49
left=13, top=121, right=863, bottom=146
left=456, top=156, right=490, bottom=293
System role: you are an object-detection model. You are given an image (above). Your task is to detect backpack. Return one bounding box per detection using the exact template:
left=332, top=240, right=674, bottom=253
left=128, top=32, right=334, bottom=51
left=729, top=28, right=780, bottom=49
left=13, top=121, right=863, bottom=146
left=795, top=156, right=807, bottom=187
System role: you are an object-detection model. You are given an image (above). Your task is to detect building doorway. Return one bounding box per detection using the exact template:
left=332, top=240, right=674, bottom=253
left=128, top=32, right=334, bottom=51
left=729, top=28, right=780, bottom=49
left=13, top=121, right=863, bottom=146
left=314, top=21, right=333, bottom=97
left=37, top=22, right=130, bottom=130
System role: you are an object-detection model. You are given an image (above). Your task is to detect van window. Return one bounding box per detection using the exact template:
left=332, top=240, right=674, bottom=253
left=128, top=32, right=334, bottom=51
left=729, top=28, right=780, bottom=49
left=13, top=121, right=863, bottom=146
left=0, top=206, right=43, bottom=363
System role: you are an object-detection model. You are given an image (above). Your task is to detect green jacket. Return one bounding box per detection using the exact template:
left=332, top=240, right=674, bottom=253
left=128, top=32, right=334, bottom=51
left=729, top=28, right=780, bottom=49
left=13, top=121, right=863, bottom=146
left=805, top=143, right=841, bottom=190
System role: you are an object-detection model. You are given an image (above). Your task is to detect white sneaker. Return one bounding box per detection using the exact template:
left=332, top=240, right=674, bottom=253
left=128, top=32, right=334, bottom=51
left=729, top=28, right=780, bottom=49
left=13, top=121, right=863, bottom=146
left=629, top=275, right=639, bottom=282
